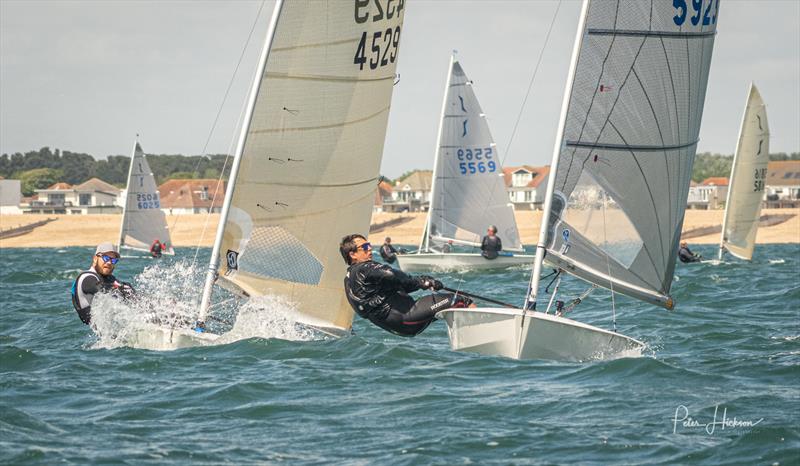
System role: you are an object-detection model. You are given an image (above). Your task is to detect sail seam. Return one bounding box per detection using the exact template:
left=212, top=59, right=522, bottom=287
left=265, top=72, right=395, bottom=83
left=270, top=37, right=358, bottom=52
left=587, top=28, right=715, bottom=38
left=565, top=140, right=697, bottom=151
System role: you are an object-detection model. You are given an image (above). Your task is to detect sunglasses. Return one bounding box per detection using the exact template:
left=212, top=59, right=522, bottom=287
left=99, top=254, right=120, bottom=264
left=356, top=242, right=372, bottom=252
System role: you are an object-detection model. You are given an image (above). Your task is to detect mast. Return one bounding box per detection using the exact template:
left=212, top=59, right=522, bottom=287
left=525, top=0, right=589, bottom=310
left=198, top=0, right=285, bottom=322
left=419, top=53, right=456, bottom=254
left=718, top=82, right=755, bottom=262
left=117, top=136, right=139, bottom=250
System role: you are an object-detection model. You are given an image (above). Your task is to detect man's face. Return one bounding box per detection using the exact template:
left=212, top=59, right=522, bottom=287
left=349, top=237, right=372, bottom=264
left=93, top=252, right=120, bottom=276
left=487, top=228, right=496, bottom=237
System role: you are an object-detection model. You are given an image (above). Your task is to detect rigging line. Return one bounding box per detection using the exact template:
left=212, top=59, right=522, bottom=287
left=500, top=0, right=562, bottom=165
left=173, top=0, right=268, bottom=240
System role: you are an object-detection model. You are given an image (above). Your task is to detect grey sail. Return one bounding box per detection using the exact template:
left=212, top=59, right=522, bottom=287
left=424, top=58, right=522, bottom=252
left=537, top=0, right=719, bottom=308
left=119, top=141, right=174, bottom=255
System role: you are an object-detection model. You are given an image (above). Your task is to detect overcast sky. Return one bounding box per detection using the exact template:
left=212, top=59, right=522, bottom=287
left=1, top=0, right=798, bottom=178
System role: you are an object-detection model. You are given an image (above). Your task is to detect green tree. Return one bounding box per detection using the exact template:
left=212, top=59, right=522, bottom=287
left=17, top=168, right=64, bottom=196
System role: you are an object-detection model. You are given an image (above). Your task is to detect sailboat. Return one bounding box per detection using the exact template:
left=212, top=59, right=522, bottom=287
left=716, top=83, right=769, bottom=262
left=118, top=140, right=174, bottom=256
left=396, top=55, right=534, bottom=272
left=437, top=0, right=719, bottom=361
left=182, top=0, right=407, bottom=338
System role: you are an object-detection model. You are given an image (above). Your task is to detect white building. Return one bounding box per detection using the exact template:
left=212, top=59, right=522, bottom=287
left=383, top=170, right=433, bottom=212
left=503, top=165, right=550, bottom=210
left=765, top=160, right=800, bottom=207
left=25, top=178, right=122, bottom=214
left=0, top=179, right=22, bottom=214
left=687, top=177, right=728, bottom=210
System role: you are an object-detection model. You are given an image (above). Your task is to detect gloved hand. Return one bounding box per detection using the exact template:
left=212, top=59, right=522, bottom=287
left=118, top=282, right=136, bottom=301
left=417, top=275, right=444, bottom=291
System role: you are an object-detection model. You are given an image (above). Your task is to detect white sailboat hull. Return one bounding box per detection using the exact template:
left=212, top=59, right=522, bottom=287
left=437, top=307, right=645, bottom=362
left=395, top=253, right=534, bottom=272
left=127, top=323, right=219, bottom=351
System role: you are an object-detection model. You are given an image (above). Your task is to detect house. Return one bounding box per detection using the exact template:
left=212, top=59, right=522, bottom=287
left=24, top=178, right=122, bottom=214
left=0, top=179, right=22, bottom=214
left=373, top=180, right=393, bottom=213
left=503, top=165, right=550, bottom=210
left=687, top=177, right=728, bottom=210
left=384, top=170, right=433, bottom=212
left=764, top=160, right=800, bottom=207
left=158, top=179, right=226, bottom=214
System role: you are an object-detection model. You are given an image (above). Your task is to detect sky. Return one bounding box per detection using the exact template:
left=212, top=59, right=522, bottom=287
left=1, top=0, right=798, bottom=179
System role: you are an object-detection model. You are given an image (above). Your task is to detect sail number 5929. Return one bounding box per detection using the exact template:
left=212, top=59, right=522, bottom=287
left=673, top=0, right=719, bottom=26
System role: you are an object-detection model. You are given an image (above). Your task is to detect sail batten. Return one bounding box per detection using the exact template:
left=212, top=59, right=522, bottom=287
left=530, top=0, right=718, bottom=309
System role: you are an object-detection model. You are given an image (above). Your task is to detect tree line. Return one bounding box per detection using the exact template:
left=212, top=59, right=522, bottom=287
left=0, top=147, right=232, bottom=196
left=1, top=147, right=797, bottom=196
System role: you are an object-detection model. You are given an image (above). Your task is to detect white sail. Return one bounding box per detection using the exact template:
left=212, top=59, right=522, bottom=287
left=199, top=0, right=406, bottom=333
left=530, top=0, right=719, bottom=309
left=422, top=57, right=523, bottom=252
left=719, top=83, right=769, bottom=261
left=118, top=141, right=174, bottom=255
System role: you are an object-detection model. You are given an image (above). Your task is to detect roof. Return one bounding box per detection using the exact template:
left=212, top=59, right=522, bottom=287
left=374, top=181, right=394, bottom=206
left=74, top=177, right=120, bottom=194
left=396, top=170, right=432, bottom=191
left=503, top=165, right=550, bottom=188
left=701, top=177, right=729, bottom=186
left=158, top=179, right=226, bottom=209
left=767, top=160, right=800, bottom=186
left=45, top=182, right=72, bottom=190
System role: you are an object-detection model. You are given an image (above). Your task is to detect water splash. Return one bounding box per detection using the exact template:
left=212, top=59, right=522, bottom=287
left=89, top=260, right=324, bottom=350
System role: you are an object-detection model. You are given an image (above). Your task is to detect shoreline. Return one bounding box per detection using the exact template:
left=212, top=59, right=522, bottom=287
left=1, top=209, right=798, bottom=248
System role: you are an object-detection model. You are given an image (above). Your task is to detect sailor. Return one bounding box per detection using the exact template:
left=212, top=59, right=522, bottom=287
left=441, top=239, right=453, bottom=253
left=340, top=234, right=472, bottom=337
left=678, top=241, right=702, bottom=263
left=150, top=239, right=164, bottom=258
left=71, top=242, right=135, bottom=325
left=379, top=236, right=399, bottom=264
left=480, top=225, right=502, bottom=260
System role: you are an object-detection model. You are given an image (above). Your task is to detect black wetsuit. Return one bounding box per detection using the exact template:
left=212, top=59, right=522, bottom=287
left=379, top=243, right=398, bottom=264
left=344, top=261, right=468, bottom=337
left=71, top=267, right=134, bottom=325
left=678, top=246, right=701, bottom=263
left=150, top=242, right=163, bottom=258
left=481, top=235, right=502, bottom=260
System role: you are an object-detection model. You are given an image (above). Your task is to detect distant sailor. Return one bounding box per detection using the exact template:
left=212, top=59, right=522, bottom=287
left=150, top=239, right=164, bottom=258
left=678, top=241, right=702, bottom=263
left=71, top=242, right=135, bottom=325
left=480, top=225, right=502, bottom=260
left=340, top=234, right=472, bottom=337
left=379, top=236, right=398, bottom=264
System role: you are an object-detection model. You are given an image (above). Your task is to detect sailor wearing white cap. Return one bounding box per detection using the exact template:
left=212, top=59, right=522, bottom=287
left=71, top=242, right=134, bottom=325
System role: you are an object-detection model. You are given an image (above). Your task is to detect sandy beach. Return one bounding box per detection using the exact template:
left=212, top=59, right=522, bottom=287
left=1, top=209, right=797, bottom=249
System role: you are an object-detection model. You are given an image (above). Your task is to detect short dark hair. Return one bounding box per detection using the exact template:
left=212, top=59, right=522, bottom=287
left=340, top=233, right=366, bottom=265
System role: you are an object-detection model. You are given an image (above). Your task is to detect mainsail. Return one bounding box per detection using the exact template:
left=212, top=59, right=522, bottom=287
left=719, top=83, right=769, bottom=261
left=199, top=0, right=406, bottom=333
left=530, top=0, right=719, bottom=309
left=118, top=140, right=174, bottom=254
left=422, top=56, right=522, bottom=252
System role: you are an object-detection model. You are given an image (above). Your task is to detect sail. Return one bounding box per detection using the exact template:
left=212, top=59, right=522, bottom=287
left=206, top=1, right=405, bottom=332
left=119, top=141, right=174, bottom=254
left=539, top=0, right=719, bottom=308
left=424, top=59, right=522, bottom=251
left=720, top=83, right=769, bottom=261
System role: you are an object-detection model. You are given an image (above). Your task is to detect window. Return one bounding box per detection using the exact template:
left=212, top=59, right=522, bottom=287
left=79, top=194, right=91, bottom=206
left=525, top=191, right=533, bottom=202
left=783, top=172, right=793, bottom=179
left=199, top=186, right=209, bottom=201
left=50, top=193, right=65, bottom=205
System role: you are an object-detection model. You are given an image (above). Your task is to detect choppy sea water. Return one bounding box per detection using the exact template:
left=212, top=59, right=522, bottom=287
left=1, top=244, right=798, bottom=465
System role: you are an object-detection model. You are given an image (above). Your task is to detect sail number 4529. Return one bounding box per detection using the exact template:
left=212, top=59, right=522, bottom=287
left=456, top=147, right=496, bottom=175
left=353, top=0, right=404, bottom=70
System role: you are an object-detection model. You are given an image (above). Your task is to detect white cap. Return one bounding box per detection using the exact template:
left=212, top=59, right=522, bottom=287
left=95, top=242, right=118, bottom=255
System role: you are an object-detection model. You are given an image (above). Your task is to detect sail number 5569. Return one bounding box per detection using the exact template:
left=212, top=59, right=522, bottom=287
left=456, top=147, right=496, bottom=175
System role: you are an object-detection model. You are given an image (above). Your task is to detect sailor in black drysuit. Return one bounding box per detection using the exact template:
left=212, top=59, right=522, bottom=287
left=678, top=241, right=702, bottom=263
left=71, top=242, right=135, bottom=325
left=481, top=225, right=503, bottom=260
left=340, top=234, right=471, bottom=337
left=379, top=237, right=398, bottom=264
